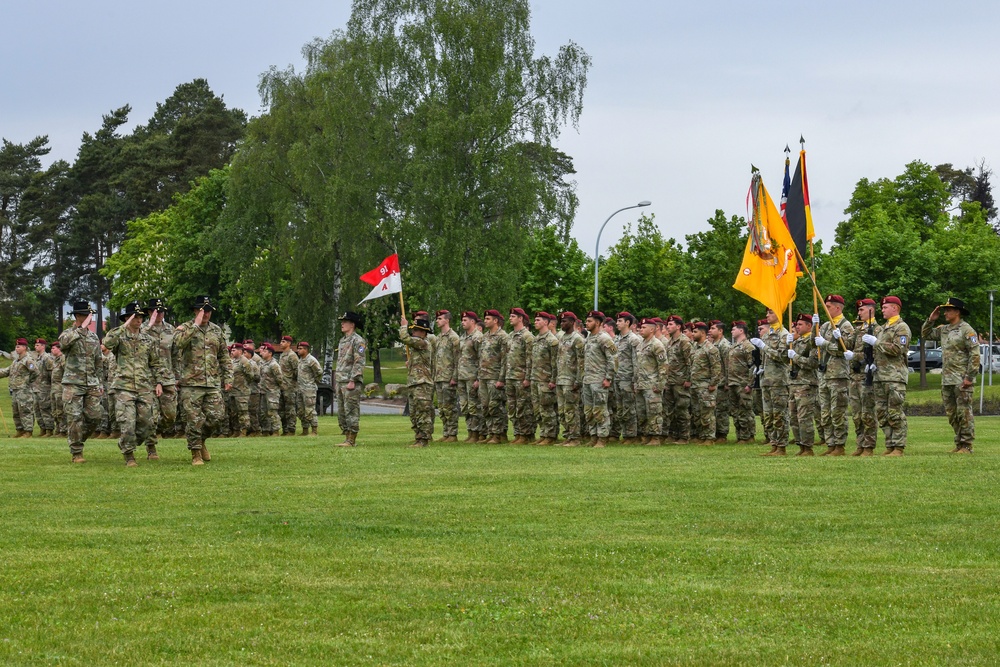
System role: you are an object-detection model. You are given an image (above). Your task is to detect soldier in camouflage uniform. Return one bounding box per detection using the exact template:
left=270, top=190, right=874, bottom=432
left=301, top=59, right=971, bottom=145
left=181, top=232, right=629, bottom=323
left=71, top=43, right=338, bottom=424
left=814, top=295, right=856, bottom=456
left=530, top=312, right=560, bottom=444
left=613, top=312, right=640, bottom=444
left=786, top=314, right=820, bottom=455
left=477, top=309, right=508, bottom=444
left=257, top=343, right=283, bottom=436
left=708, top=321, right=731, bottom=442
left=849, top=299, right=880, bottom=455
left=141, top=299, right=178, bottom=449
left=400, top=314, right=435, bottom=447
left=243, top=341, right=262, bottom=435
left=432, top=310, right=461, bottom=442
left=662, top=315, right=693, bottom=443
left=332, top=312, right=366, bottom=447
left=295, top=341, right=323, bottom=435
left=727, top=321, right=757, bottom=442
left=556, top=312, right=585, bottom=446
left=173, top=296, right=233, bottom=464
left=47, top=342, right=67, bottom=436
left=580, top=310, right=617, bottom=447
left=922, top=297, right=980, bottom=453
left=58, top=301, right=104, bottom=462
left=97, top=343, right=119, bottom=438
left=30, top=338, right=55, bottom=436
left=504, top=307, right=536, bottom=443
left=1, top=339, right=38, bottom=437
left=751, top=319, right=767, bottom=419
left=458, top=312, right=483, bottom=442
left=751, top=308, right=791, bottom=456
left=688, top=322, right=722, bottom=444
left=277, top=336, right=299, bottom=435
left=865, top=296, right=911, bottom=456
left=601, top=318, right=619, bottom=439
left=103, top=301, right=168, bottom=466
left=634, top=318, right=667, bottom=445
left=229, top=343, right=258, bottom=436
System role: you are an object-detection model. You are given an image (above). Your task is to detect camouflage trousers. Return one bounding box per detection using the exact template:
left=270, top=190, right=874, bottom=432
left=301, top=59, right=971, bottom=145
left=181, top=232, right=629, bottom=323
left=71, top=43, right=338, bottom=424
left=530, top=384, right=559, bottom=439
left=63, top=384, right=102, bottom=455
left=662, top=384, right=691, bottom=441
left=260, top=391, right=281, bottom=435
left=179, top=386, right=226, bottom=449
left=409, top=383, right=434, bottom=440
left=714, top=384, right=730, bottom=438
left=228, top=393, right=251, bottom=435
left=115, top=389, right=156, bottom=455
left=248, top=392, right=262, bottom=434
left=479, top=380, right=506, bottom=437
left=296, top=389, right=318, bottom=430
left=100, top=390, right=119, bottom=434
left=636, top=388, right=663, bottom=437
left=9, top=388, right=35, bottom=433
left=280, top=389, right=298, bottom=434
left=613, top=381, right=638, bottom=438
left=752, top=387, right=763, bottom=416
left=435, top=381, right=460, bottom=437
left=818, top=377, right=850, bottom=448
left=51, top=387, right=66, bottom=435
left=849, top=376, right=878, bottom=448
left=582, top=383, right=610, bottom=438
left=761, top=385, right=789, bottom=446
left=556, top=385, right=581, bottom=440
left=146, top=383, right=177, bottom=447
left=942, top=384, right=974, bottom=448
left=690, top=385, right=717, bottom=441
left=505, top=381, right=535, bottom=437
left=33, top=387, right=54, bottom=430
left=458, top=380, right=482, bottom=434
left=874, top=381, right=907, bottom=449
left=727, top=386, right=756, bottom=441
left=337, top=383, right=362, bottom=434
left=789, top=384, right=818, bottom=447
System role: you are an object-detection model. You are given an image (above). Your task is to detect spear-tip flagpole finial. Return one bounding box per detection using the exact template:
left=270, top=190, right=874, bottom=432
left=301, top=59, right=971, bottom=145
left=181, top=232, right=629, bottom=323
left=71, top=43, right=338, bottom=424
left=799, top=134, right=805, bottom=147
left=784, top=144, right=790, bottom=155
left=751, top=164, right=759, bottom=174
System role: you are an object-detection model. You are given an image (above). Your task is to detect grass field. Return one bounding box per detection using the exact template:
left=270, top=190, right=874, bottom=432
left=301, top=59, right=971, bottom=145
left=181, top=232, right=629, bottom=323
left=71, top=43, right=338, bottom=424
left=2, top=407, right=1000, bottom=665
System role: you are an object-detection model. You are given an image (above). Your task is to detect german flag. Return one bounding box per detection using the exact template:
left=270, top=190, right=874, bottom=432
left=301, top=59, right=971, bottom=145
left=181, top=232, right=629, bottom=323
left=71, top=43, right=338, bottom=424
left=785, top=149, right=814, bottom=263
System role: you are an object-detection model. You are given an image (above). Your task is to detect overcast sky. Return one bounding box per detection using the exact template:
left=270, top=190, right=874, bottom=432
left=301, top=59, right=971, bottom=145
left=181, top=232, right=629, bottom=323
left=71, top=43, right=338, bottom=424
left=4, top=0, right=998, bottom=258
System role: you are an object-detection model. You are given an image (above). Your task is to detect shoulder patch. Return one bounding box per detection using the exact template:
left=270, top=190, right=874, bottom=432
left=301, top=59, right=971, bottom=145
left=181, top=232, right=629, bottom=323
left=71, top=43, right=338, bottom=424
left=899, top=335, right=907, bottom=346
left=970, top=336, right=978, bottom=344
left=358, top=345, right=366, bottom=354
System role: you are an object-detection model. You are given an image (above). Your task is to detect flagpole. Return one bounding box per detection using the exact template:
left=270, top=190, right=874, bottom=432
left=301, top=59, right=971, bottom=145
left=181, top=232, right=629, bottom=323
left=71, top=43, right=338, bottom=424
left=394, top=247, right=411, bottom=363
left=790, top=243, right=848, bottom=352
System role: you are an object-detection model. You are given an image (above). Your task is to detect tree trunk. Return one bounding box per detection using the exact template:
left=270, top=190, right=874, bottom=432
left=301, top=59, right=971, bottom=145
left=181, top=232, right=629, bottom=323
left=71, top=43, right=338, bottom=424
left=373, top=347, right=383, bottom=385
left=919, top=339, right=927, bottom=389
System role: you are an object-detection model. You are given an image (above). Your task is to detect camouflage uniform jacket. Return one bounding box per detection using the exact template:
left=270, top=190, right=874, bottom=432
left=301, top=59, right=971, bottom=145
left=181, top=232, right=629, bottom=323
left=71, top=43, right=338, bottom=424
left=761, top=325, right=791, bottom=387
left=921, top=318, right=979, bottom=386
left=173, top=320, right=233, bottom=388
left=0, top=351, right=38, bottom=390
left=335, top=332, right=366, bottom=384
left=530, top=330, right=559, bottom=385
left=142, top=321, right=177, bottom=386
left=873, top=316, right=911, bottom=383
left=727, top=339, right=755, bottom=388
left=50, top=355, right=66, bottom=385
left=614, top=331, right=641, bottom=385
left=503, top=327, right=534, bottom=381
left=57, top=325, right=102, bottom=387
left=279, top=349, right=299, bottom=393
left=259, top=358, right=283, bottom=395
left=664, top=334, right=693, bottom=385
left=851, top=319, right=882, bottom=378
left=583, top=331, right=617, bottom=384
left=433, top=328, right=461, bottom=384
left=478, top=328, right=507, bottom=382
left=246, top=355, right=262, bottom=394
left=457, top=330, right=482, bottom=382
left=103, top=325, right=169, bottom=392
left=634, top=336, right=667, bottom=391
left=713, top=337, right=731, bottom=386
left=819, top=316, right=856, bottom=380
left=231, top=355, right=259, bottom=396
left=399, top=326, right=433, bottom=386
left=297, top=354, right=323, bottom=392
left=690, top=340, right=722, bottom=388
left=556, top=330, right=585, bottom=386
left=29, top=351, right=52, bottom=391
left=788, top=333, right=819, bottom=386
left=101, top=351, right=117, bottom=390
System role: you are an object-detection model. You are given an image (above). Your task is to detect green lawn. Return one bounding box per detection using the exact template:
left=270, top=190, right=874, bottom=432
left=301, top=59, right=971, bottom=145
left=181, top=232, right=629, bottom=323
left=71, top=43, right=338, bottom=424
left=2, top=408, right=1000, bottom=665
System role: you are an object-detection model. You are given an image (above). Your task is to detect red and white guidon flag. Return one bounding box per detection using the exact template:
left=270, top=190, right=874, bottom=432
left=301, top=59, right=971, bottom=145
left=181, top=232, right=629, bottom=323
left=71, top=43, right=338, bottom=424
left=358, top=253, right=402, bottom=304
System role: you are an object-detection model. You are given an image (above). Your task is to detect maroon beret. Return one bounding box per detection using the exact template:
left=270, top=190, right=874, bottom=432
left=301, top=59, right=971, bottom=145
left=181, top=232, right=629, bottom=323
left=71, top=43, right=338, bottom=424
left=535, top=311, right=553, bottom=320
left=262, top=342, right=276, bottom=352
left=297, top=341, right=310, bottom=349
left=509, top=307, right=529, bottom=320
left=617, top=311, right=634, bottom=320
left=693, top=321, right=709, bottom=331
left=242, top=343, right=255, bottom=352
left=35, top=338, right=47, bottom=345
left=881, top=296, right=902, bottom=307
left=640, top=318, right=657, bottom=327
left=435, top=309, right=450, bottom=317
left=281, top=335, right=293, bottom=342
left=16, top=338, right=28, bottom=346
left=243, top=339, right=255, bottom=346
left=50, top=341, right=60, bottom=348
left=461, top=311, right=478, bottom=320
left=414, top=310, right=429, bottom=318
left=825, top=294, right=845, bottom=305
left=561, top=311, right=578, bottom=321
left=666, top=315, right=684, bottom=325
left=731, top=320, right=747, bottom=327
left=587, top=310, right=605, bottom=320
left=484, top=309, right=502, bottom=319
left=757, top=318, right=769, bottom=326
left=796, top=313, right=813, bottom=325
left=856, top=298, right=876, bottom=308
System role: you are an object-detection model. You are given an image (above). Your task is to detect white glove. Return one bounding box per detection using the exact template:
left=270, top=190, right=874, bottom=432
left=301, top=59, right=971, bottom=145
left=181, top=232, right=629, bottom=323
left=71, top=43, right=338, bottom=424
left=786, top=333, right=794, bottom=344
left=814, top=335, right=827, bottom=347
left=832, top=328, right=842, bottom=340
left=844, top=350, right=854, bottom=361
left=865, top=364, right=877, bottom=374
left=787, top=349, right=797, bottom=359
left=812, top=313, right=820, bottom=325
left=755, top=366, right=765, bottom=376
left=750, top=337, right=765, bottom=349
left=861, top=334, right=878, bottom=346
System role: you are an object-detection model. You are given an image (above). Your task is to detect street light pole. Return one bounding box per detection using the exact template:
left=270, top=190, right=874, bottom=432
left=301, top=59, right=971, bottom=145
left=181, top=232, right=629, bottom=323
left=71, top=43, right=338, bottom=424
left=593, top=200, right=651, bottom=311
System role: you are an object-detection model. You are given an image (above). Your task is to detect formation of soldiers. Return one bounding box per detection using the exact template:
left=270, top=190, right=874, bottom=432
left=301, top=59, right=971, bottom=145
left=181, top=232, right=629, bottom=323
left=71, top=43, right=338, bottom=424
left=2, top=296, right=324, bottom=466
left=334, top=295, right=980, bottom=455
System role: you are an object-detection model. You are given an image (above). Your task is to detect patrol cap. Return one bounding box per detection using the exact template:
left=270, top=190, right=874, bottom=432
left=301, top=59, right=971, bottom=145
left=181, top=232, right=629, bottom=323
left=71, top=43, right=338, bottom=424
left=560, top=311, right=578, bottom=321
left=939, top=296, right=969, bottom=315
left=881, top=296, right=902, bottom=308
left=193, top=295, right=215, bottom=311
left=509, top=307, right=529, bottom=320
left=339, top=311, right=363, bottom=326
left=484, top=309, right=502, bottom=319
left=795, top=313, right=813, bottom=325
left=856, top=298, right=876, bottom=308
left=461, top=310, right=478, bottom=320
left=69, top=300, right=95, bottom=316
left=35, top=338, right=47, bottom=345
left=16, top=338, right=28, bottom=346
left=261, top=342, right=276, bottom=352
left=586, top=310, right=605, bottom=320
left=296, top=341, right=310, bottom=349
left=825, top=294, right=845, bottom=305
left=692, top=321, right=709, bottom=331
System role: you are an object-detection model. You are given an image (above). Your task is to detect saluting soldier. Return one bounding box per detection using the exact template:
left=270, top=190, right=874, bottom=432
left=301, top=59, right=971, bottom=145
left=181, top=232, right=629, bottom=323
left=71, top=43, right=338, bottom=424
left=922, top=297, right=980, bottom=453
left=295, top=341, right=323, bottom=436
left=141, top=298, right=178, bottom=450
left=814, top=295, right=856, bottom=456
left=103, top=301, right=167, bottom=465
left=58, top=301, right=103, bottom=462
left=708, top=321, right=731, bottom=442
left=400, top=313, right=435, bottom=447
left=864, top=296, right=911, bottom=456
left=580, top=310, right=617, bottom=447
left=530, top=312, right=560, bottom=444
left=477, top=309, right=508, bottom=444
left=1, top=338, right=38, bottom=437
left=48, top=342, right=67, bottom=436
left=727, top=321, right=757, bottom=443
left=173, top=296, right=232, bottom=465
left=30, top=338, right=55, bottom=436
left=751, top=308, right=791, bottom=456
left=457, top=312, right=483, bottom=442
left=556, top=312, right=585, bottom=446
left=614, top=312, right=641, bottom=444
left=688, top=322, right=722, bottom=444
left=662, top=315, right=693, bottom=444
left=333, top=311, right=368, bottom=447
left=277, top=336, right=299, bottom=435
left=432, top=310, right=461, bottom=443
left=850, top=299, right=881, bottom=455
left=787, top=313, right=820, bottom=456
left=634, top=318, right=667, bottom=445
left=504, top=307, right=536, bottom=443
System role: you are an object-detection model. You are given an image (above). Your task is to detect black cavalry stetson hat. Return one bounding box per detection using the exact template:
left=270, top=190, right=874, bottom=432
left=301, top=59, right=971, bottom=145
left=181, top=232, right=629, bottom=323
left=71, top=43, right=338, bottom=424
left=68, top=300, right=95, bottom=316
left=119, top=300, right=148, bottom=320
left=193, top=295, right=216, bottom=311
left=339, top=311, right=363, bottom=326
left=939, top=296, right=969, bottom=316
left=147, top=297, right=168, bottom=312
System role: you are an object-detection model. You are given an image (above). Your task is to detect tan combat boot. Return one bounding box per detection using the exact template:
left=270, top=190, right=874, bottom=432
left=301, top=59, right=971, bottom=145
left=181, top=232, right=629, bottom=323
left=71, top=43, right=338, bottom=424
left=851, top=447, right=865, bottom=456
left=796, top=445, right=814, bottom=456
left=645, top=437, right=661, bottom=446
left=772, top=446, right=787, bottom=456
left=819, top=446, right=836, bottom=456
left=593, top=438, right=607, bottom=448
left=191, top=449, right=204, bottom=466
left=147, top=446, right=160, bottom=461
left=830, top=446, right=846, bottom=456
left=561, top=439, right=580, bottom=447
left=760, top=444, right=778, bottom=456
left=886, top=447, right=904, bottom=457
left=462, top=432, right=476, bottom=443
left=510, top=436, right=526, bottom=445
left=956, top=446, right=972, bottom=454
left=201, top=441, right=211, bottom=462
left=859, top=448, right=874, bottom=457
left=124, top=452, right=138, bottom=467
left=71, top=453, right=86, bottom=464
left=882, top=446, right=896, bottom=456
